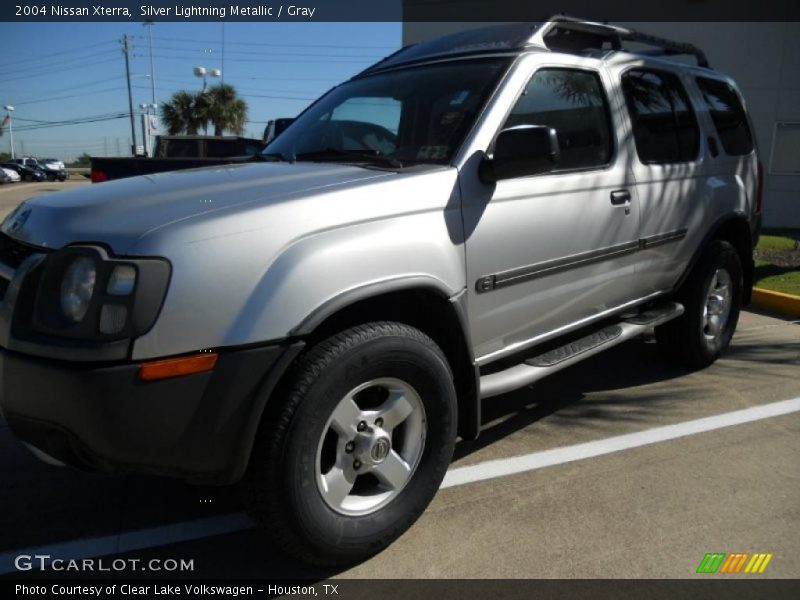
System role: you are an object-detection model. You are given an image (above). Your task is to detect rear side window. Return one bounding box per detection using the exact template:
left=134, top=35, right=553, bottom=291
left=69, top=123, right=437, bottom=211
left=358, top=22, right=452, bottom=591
left=163, top=139, right=199, bottom=158
left=205, top=140, right=238, bottom=158
left=622, top=70, right=699, bottom=164
left=504, top=68, right=613, bottom=171
left=696, top=77, right=754, bottom=156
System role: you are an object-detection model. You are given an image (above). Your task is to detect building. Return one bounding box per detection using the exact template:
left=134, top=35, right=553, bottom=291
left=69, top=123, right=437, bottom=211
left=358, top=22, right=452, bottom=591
left=402, top=19, right=800, bottom=228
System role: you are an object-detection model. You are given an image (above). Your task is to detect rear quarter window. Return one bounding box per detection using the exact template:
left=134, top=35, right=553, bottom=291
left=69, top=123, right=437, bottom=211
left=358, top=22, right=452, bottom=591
left=696, top=77, right=754, bottom=156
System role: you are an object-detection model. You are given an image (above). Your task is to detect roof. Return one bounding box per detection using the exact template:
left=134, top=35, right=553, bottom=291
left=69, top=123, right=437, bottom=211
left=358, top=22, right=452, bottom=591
left=359, top=17, right=709, bottom=76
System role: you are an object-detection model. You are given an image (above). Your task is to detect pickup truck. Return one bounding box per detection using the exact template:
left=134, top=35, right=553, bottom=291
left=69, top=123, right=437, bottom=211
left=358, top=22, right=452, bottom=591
left=89, top=135, right=265, bottom=182
left=1, top=18, right=761, bottom=566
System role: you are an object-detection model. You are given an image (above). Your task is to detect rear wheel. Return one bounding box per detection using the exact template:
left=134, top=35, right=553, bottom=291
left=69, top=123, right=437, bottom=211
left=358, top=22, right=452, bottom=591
left=656, top=240, right=743, bottom=367
left=243, top=322, right=457, bottom=565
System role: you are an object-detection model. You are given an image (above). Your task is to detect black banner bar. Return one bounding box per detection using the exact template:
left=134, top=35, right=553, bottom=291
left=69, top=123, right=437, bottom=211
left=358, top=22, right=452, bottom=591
left=1, top=0, right=799, bottom=22
left=4, top=579, right=800, bottom=600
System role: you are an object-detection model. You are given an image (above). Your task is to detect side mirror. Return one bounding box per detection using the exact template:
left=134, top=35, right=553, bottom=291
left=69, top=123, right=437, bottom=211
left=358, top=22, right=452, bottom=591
left=479, top=125, right=560, bottom=183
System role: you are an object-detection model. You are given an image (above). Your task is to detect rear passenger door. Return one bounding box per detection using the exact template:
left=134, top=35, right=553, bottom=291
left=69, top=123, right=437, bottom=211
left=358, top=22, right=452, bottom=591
left=618, top=68, right=704, bottom=293
left=464, top=63, right=642, bottom=363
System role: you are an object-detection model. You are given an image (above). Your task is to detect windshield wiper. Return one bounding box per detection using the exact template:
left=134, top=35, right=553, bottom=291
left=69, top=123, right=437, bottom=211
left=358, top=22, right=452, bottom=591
left=295, top=148, right=403, bottom=169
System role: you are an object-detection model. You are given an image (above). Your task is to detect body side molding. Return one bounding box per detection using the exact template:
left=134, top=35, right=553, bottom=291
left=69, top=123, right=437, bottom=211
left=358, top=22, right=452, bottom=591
left=475, top=229, right=688, bottom=293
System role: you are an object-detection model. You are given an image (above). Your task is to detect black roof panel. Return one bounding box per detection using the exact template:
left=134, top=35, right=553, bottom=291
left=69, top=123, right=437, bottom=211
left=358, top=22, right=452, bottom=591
left=361, top=23, right=541, bottom=74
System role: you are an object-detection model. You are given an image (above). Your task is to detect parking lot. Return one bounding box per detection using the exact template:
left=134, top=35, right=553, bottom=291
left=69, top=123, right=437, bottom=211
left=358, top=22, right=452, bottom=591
left=0, top=179, right=88, bottom=222
left=0, top=181, right=798, bottom=579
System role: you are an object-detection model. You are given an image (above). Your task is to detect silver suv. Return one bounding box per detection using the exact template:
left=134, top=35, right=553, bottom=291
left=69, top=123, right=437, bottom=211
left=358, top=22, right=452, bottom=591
left=0, top=18, right=761, bottom=564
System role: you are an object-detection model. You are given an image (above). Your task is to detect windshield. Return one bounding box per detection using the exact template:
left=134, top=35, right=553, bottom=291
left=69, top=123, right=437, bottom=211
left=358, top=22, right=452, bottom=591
left=263, top=58, right=511, bottom=167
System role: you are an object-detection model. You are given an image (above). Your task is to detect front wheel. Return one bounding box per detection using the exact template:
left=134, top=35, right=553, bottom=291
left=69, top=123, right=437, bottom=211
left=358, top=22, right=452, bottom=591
left=243, top=322, right=457, bottom=565
left=656, top=240, right=743, bottom=368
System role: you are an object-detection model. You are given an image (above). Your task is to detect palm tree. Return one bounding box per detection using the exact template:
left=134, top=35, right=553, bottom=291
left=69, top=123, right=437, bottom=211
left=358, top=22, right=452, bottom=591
left=160, top=91, right=204, bottom=135
left=201, top=84, right=248, bottom=136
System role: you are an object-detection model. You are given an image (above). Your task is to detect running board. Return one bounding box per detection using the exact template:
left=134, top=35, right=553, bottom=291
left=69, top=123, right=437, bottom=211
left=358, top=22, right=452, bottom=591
left=479, top=301, right=684, bottom=399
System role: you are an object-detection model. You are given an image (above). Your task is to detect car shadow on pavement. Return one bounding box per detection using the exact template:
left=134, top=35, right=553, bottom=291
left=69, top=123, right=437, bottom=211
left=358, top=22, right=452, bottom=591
left=452, top=336, right=694, bottom=462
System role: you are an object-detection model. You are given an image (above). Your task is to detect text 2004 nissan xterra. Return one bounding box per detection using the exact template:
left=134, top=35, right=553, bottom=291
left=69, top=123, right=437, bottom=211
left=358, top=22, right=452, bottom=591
left=0, top=18, right=761, bottom=564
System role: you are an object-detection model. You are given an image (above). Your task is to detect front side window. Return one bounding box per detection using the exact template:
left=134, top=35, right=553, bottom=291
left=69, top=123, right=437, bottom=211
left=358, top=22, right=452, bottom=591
left=503, top=68, right=613, bottom=170
left=264, top=58, right=511, bottom=166
left=622, top=69, right=699, bottom=164
left=696, top=77, right=754, bottom=156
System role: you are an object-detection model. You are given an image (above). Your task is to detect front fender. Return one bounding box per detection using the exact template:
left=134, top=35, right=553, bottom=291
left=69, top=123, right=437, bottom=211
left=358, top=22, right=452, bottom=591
left=130, top=169, right=465, bottom=360
left=221, top=214, right=466, bottom=348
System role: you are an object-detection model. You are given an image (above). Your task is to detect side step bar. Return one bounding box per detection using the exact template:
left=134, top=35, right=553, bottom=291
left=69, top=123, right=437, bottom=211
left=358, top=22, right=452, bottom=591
left=479, top=301, right=684, bottom=399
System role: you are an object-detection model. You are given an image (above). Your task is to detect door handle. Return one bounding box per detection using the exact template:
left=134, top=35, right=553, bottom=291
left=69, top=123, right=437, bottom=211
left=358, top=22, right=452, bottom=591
left=610, top=190, right=631, bottom=206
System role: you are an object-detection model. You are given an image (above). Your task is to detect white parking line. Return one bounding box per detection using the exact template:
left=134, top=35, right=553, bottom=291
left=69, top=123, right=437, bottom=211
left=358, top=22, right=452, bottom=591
left=441, top=396, right=800, bottom=488
left=1, top=396, right=798, bottom=574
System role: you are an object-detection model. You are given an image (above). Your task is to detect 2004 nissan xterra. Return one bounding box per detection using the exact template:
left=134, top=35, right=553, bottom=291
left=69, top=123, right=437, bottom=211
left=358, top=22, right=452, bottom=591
left=0, top=18, right=762, bottom=564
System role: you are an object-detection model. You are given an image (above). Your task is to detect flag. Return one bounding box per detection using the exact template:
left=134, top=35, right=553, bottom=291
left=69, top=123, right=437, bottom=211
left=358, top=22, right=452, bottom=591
left=0, top=114, right=8, bottom=136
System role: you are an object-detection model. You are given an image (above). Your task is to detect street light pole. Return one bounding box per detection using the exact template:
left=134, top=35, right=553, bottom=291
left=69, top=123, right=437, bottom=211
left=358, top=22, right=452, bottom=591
left=3, top=105, right=14, bottom=159
left=194, top=66, right=221, bottom=92
left=122, top=35, right=138, bottom=156
left=143, top=21, right=157, bottom=106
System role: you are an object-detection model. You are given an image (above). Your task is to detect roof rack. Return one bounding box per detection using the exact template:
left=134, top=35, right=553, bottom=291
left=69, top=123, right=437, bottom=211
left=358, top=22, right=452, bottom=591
left=530, top=16, right=710, bottom=68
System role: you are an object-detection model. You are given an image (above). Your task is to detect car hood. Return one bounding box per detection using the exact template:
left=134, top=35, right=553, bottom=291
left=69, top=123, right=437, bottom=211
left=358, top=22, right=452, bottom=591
left=2, top=162, right=394, bottom=253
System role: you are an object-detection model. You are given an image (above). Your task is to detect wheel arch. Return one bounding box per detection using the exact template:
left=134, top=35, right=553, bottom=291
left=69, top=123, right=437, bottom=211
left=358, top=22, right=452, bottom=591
left=241, top=280, right=480, bottom=480
left=292, top=280, right=481, bottom=442
left=675, top=212, right=755, bottom=305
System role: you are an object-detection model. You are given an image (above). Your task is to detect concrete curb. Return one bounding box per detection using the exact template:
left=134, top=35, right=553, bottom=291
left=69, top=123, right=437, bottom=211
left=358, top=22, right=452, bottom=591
left=751, top=287, right=800, bottom=318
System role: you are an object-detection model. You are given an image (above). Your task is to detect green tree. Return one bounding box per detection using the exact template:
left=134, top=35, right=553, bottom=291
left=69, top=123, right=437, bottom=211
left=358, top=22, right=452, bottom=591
left=200, top=84, right=248, bottom=136
left=160, top=90, right=203, bottom=135
left=75, top=152, right=92, bottom=166
left=0, top=151, right=10, bottom=162
left=159, top=85, right=249, bottom=136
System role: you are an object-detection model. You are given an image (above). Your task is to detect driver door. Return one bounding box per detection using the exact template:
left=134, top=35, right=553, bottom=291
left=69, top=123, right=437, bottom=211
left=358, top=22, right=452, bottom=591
left=463, top=62, right=642, bottom=364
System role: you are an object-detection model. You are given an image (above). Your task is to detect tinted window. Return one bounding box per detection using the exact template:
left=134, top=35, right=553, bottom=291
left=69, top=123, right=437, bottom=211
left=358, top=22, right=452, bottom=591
left=696, top=77, right=753, bottom=156
left=331, top=97, right=402, bottom=154
left=622, top=70, right=699, bottom=163
left=266, top=59, right=509, bottom=165
left=163, top=139, right=199, bottom=158
left=504, top=68, right=612, bottom=170
left=205, top=140, right=238, bottom=158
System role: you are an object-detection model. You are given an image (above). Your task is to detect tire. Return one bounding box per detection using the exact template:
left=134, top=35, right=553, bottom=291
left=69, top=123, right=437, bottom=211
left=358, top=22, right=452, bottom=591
left=655, top=240, right=743, bottom=368
left=243, top=322, right=457, bottom=565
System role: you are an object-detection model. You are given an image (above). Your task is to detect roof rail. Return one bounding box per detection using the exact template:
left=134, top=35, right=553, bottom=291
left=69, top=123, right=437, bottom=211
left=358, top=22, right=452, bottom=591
left=530, top=16, right=710, bottom=68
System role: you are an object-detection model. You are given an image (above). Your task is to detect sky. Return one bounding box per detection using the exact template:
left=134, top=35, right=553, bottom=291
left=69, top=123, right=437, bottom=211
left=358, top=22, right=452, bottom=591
left=0, top=21, right=402, bottom=160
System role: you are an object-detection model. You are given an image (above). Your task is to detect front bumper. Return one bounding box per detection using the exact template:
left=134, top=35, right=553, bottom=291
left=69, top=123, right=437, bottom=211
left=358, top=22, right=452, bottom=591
left=44, top=169, right=67, bottom=180
left=0, top=342, right=303, bottom=484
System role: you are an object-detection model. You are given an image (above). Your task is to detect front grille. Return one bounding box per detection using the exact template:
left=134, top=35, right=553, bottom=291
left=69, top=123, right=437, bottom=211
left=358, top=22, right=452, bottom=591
left=0, top=232, right=43, bottom=270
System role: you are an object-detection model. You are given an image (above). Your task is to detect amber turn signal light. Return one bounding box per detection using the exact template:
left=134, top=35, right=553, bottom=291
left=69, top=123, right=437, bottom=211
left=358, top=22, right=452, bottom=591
left=138, top=352, right=218, bottom=381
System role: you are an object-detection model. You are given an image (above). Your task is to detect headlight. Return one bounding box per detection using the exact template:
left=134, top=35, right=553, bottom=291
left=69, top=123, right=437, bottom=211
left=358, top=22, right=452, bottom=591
left=29, top=246, right=171, bottom=343
left=60, top=256, right=96, bottom=322
left=107, top=264, right=136, bottom=295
